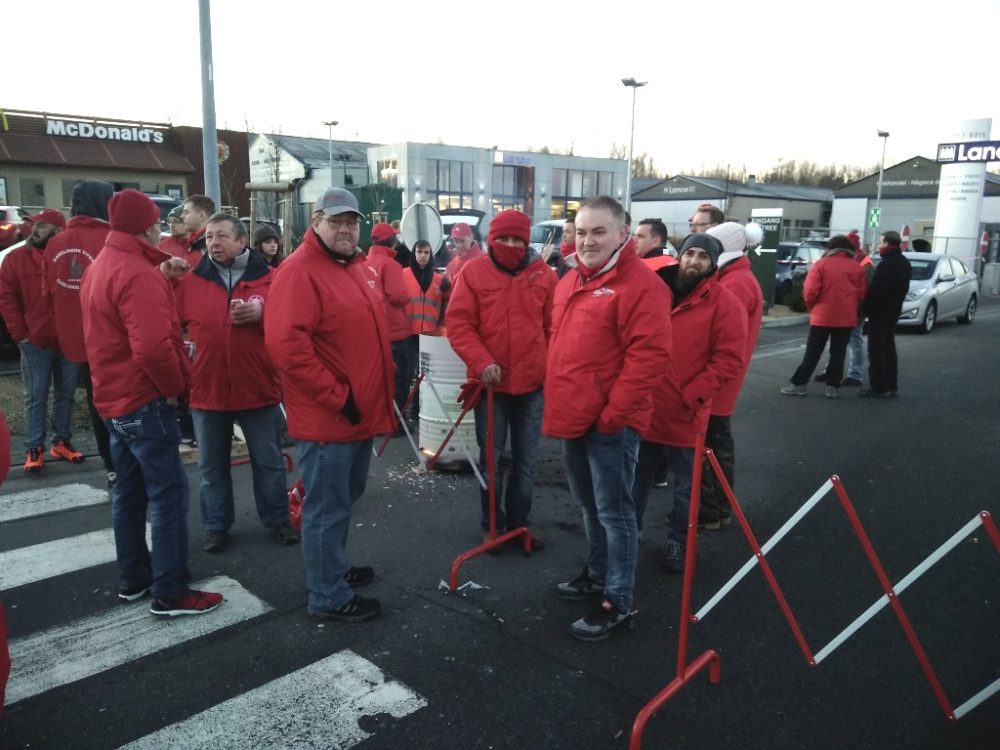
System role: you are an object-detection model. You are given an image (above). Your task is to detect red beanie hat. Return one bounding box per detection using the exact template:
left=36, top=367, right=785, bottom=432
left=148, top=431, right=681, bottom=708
left=108, top=189, right=161, bottom=235
left=488, top=209, right=531, bottom=247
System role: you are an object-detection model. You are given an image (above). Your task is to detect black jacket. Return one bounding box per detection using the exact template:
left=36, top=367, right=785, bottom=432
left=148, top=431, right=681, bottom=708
left=864, top=248, right=911, bottom=319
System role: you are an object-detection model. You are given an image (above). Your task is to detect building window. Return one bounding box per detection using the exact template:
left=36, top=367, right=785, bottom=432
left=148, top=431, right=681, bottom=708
left=19, top=177, right=45, bottom=209
left=491, top=164, right=529, bottom=213
left=549, top=168, right=612, bottom=219
left=426, top=159, right=473, bottom=211
left=377, top=159, right=398, bottom=188
left=164, top=184, right=184, bottom=201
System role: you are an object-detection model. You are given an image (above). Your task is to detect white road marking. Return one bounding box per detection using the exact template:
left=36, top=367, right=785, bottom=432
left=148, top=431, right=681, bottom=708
left=6, top=576, right=270, bottom=704
left=117, top=649, right=427, bottom=750
left=0, top=483, right=109, bottom=523
left=0, top=526, right=151, bottom=591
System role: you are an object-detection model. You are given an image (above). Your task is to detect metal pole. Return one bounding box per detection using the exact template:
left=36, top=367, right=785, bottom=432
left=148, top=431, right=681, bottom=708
left=198, top=0, right=220, bottom=206
left=873, top=130, right=889, bottom=248
left=322, top=120, right=338, bottom=187
left=626, top=85, right=636, bottom=216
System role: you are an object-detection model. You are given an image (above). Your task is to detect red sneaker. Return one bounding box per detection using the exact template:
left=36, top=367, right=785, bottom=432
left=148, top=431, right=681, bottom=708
left=50, top=440, right=84, bottom=463
left=24, top=447, right=44, bottom=472
left=149, top=589, right=223, bottom=617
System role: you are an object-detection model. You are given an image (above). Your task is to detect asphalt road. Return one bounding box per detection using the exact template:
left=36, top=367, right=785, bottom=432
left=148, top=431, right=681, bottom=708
left=1, top=298, right=998, bottom=749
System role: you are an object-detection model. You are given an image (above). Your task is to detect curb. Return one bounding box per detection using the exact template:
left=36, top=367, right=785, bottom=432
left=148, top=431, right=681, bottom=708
left=761, top=314, right=809, bottom=328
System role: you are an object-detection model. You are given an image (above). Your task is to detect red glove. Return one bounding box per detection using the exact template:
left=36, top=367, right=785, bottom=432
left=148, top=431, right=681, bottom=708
left=457, top=379, right=485, bottom=410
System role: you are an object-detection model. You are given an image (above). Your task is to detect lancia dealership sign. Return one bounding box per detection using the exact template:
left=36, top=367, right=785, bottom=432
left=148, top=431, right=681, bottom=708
left=936, top=140, right=1000, bottom=163
left=46, top=119, right=166, bottom=144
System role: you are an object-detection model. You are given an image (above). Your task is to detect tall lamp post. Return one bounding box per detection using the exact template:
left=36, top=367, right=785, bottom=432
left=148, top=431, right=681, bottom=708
left=621, top=77, right=647, bottom=216
left=322, top=120, right=339, bottom=187
left=873, top=129, right=890, bottom=248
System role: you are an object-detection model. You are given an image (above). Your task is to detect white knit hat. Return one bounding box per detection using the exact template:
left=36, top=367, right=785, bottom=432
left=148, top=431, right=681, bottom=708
left=708, top=222, right=765, bottom=268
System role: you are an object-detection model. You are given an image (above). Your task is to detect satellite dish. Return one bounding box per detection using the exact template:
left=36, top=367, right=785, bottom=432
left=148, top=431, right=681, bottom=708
left=400, top=202, right=443, bottom=253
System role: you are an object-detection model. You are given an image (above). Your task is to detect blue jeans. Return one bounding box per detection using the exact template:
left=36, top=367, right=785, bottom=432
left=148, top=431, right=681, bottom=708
left=192, top=405, right=289, bottom=533
left=105, top=398, right=191, bottom=600
left=19, top=341, right=79, bottom=450
left=560, top=426, right=640, bottom=611
left=634, top=441, right=694, bottom=545
left=391, top=339, right=410, bottom=415
left=473, top=389, right=543, bottom=532
left=297, top=438, right=374, bottom=613
left=847, top=321, right=865, bottom=380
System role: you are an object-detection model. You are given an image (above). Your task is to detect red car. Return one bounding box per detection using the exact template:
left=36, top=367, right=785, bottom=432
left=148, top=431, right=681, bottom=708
left=0, top=205, right=30, bottom=249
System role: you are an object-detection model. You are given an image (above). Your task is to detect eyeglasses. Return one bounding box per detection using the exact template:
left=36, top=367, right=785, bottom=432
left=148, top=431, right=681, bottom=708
left=322, top=216, right=360, bottom=230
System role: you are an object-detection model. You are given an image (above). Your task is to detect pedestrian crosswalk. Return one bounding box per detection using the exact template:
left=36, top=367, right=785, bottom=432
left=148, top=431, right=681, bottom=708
left=0, top=474, right=427, bottom=748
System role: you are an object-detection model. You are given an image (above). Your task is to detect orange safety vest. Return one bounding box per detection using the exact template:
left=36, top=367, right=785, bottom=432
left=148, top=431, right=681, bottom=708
left=403, top=268, right=446, bottom=335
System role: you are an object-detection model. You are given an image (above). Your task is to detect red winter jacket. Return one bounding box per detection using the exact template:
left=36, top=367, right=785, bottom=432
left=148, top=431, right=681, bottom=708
left=403, top=267, right=446, bottom=335
left=445, top=243, right=485, bottom=283
left=647, top=267, right=747, bottom=448
left=0, top=243, right=58, bottom=349
left=80, top=231, right=190, bottom=418
left=446, top=251, right=556, bottom=395
left=44, top=216, right=110, bottom=362
left=367, top=244, right=410, bottom=342
left=712, top=255, right=764, bottom=416
left=186, top=229, right=207, bottom=268
left=176, top=251, right=281, bottom=411
left=158, top=235, right=189, bottom=259
left=543, top=246, right=671, bottom=438
left=264, top=228, right=395, bottom=442
left=804, top=252, right=867, bottom=328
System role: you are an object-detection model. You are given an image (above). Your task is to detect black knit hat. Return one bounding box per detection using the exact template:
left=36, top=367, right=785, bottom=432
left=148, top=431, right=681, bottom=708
left=678, top=233, right=724, bottom=268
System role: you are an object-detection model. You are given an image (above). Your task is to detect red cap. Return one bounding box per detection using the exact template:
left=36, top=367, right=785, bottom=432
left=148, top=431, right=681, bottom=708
left=26, top=208, right=67, bottom=228
left=108, top=189, right=161, bottom=234
left=370, top=222, right=397, bottom=242
left=450, top=222, right=473, bottom=240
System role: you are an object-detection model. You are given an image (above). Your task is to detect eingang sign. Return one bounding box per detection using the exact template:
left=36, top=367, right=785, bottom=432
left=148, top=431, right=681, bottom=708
left=46, top=119, right=166, bottom=144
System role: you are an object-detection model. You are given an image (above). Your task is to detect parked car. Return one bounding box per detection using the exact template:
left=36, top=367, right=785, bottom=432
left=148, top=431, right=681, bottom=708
left=774, top=238, right=828, bottom=304
left=884, top=252, right=978, bottom=333
left=0, top=206, right=30, bottom=250
left=144, top=194, right=180, bottom=232
left=530, top=220, right=566, bottom=268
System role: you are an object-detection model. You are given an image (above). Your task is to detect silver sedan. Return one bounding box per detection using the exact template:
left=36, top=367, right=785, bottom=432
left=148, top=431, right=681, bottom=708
left=895, top=252, right=978, bottom=333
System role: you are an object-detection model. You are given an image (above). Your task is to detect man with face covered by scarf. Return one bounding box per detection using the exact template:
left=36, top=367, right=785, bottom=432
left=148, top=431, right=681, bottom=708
left=633, top=233, right=746, bottom=575
left=446, top=209, right=557, bottom=547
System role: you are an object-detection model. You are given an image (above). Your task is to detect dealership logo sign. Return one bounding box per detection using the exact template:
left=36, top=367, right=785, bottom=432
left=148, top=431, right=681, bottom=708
left=936, top=140, right=1000, bottom=164
left=46, top=119, right=166, bottom=144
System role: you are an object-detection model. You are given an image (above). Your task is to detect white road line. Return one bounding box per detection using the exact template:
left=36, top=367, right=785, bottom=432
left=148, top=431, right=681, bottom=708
left=751, top=341, right=808, bottom=360
left=0, top=526, right=150, bottom=591
left=7, top=576, right=271, bottom=705
left=0, top=483, right=109, bottom=523
left=117, top=649, right=427, bottom=750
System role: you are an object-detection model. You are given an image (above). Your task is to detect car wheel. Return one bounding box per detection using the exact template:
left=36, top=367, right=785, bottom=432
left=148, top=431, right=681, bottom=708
left=957, top=295, right=976, bottom=325
left=920, top=301, right=937, bottom=334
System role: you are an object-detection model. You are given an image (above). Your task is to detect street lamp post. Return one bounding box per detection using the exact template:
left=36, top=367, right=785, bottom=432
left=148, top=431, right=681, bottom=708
left=322, top=120, right=339, bottom=187
left=621, top=77, right=647, bottom=216
left=873, top=129, right=889, bottom=248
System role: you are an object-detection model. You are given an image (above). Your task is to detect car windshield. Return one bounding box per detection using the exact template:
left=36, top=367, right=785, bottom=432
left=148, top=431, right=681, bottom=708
left=909, top=259, right=936, bottom=281
left=530, top=225, right=560, bottom=244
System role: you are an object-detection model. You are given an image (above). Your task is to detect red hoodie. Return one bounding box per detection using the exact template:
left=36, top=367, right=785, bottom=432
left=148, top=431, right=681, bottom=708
left=43, top=216, right=110, bottom=362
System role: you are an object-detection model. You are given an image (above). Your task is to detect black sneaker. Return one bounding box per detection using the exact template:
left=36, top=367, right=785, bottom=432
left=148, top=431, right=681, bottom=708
left=698, top=512, right=721, bottom=530
left=663, top=539, right=685, bottom=574
left=555, top=567, right=605, bottom=600
left=118, top=582, right=152, bottom=602
left=203, top=530, right=228, bottom=553
left=344, top=566, right=374, bottom=587
left=719, top=506, right=733, bottom=525
left=310, top=594, right=380, bottom=623
left=569, top=599, right=635, bottom=641
left=270, top=521, right=299, bottom=545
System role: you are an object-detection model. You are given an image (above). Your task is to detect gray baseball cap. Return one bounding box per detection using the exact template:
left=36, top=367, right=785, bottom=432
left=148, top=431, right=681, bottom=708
left=314, top=187, right=363, bottom=219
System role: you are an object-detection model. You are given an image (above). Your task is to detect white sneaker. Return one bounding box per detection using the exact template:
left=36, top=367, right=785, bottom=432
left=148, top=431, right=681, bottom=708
left=780, top=384, right=807, bottom=396
left=825, top=386, right=839, bottom=399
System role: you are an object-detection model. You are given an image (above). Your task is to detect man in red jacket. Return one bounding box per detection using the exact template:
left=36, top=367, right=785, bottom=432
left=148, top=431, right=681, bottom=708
left=780, top=235, right=867, bottom=398
left=44, top=180, right=115, bottom=484
left=0, top=208, right=86, bottom=471
left=444, top=223, right=484, bottom=283
left=81, top=189, right=222, bottom=617
left=367, top=222, right=411, bottom=426
left=697, top=222, right=765, bottom=528
left=633, top=233, right=746, bottom=574
left=543, top=196, right=671, bottom=641
left=180, top=194, right=215, bottom=266
left=158, top=205, right=189, bottom=258
left=265, top=187, right=395, bottom=624
left=177, top=214, right=297, bottom=553
left=447, top=209, right=556, bottom=546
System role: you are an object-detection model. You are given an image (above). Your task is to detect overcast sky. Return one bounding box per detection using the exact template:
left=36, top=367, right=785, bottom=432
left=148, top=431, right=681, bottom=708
left=8, top=0, right=999, bottom=178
